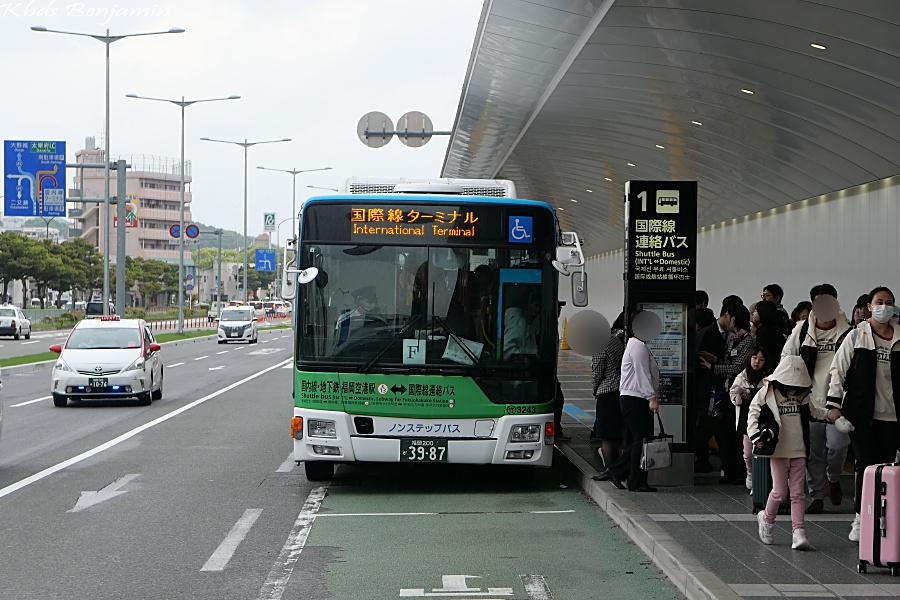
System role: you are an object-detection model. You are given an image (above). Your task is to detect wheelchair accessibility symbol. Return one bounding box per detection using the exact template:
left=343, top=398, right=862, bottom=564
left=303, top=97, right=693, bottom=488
left=508, top=216, right=533, bottom=244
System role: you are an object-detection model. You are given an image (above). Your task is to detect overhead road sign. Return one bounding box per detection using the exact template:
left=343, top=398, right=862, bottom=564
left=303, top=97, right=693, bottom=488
left=4, top=140, right=66, bottom=217
left=255, top=249, right=276, bottom=272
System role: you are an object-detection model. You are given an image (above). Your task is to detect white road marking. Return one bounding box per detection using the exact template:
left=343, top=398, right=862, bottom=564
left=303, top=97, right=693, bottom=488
left=69, top=474, right=140, bottom=513
left=0, top=358, right=292, bottom=501
left=201, top=509, right=263, bottom=572
left=276, top=454, right=295, bottom=473
left=257, top=486, right=327, bottom=600
left=194, top=355, right=209, bottom=361
left=21, top=341, right=39, bottom=345
left=261, top=339, right=270, bottom=343
left=216, top=350, right=229, bottom=355
left=521, top=575, right=554, bottom=600
left=169, top=362, right=185, bottom=368
left=11, top=396, right=51, bottom=408
left=248, top=348, right=284, bottom=356
left=281, top=364, right=292, bottom=369
left=209, top=366, right=224, bottom=371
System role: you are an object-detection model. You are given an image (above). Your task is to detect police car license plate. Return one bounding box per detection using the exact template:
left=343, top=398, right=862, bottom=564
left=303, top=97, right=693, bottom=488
left=88, top=378, right=107, bottom=388
left=400, top=439, right=448, bottom=462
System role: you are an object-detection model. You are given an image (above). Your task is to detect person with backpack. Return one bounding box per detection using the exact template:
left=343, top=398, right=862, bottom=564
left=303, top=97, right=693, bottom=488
left=749, top=355, right=828, bottom=550
left=782, top=284, right=852, bottom=514
left=826, top=286, right=900, bottom=542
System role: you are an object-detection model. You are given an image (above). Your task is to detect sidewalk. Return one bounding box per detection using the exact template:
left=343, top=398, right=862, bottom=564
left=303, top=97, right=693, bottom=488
left=555, top=350, right=899, bottom=600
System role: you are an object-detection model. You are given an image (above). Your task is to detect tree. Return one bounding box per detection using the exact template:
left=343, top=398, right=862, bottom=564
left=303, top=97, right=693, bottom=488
left=0, top=232, right=33, bottom=303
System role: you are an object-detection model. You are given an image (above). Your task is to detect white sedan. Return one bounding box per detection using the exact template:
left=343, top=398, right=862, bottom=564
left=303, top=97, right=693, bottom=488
left=0, top=306, right=31, bottom=340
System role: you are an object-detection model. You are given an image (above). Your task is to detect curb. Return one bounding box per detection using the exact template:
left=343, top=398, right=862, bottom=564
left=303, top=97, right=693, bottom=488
left=554, top=443, right=740, bottom=600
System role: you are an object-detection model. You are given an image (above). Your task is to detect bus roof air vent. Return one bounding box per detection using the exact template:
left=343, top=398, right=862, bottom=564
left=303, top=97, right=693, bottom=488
left=392, top=182, right=465, bottom=195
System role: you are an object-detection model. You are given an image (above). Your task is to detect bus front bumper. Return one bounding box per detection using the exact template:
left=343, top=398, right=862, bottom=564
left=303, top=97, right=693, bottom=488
left=292, top=408, right=554, bottom=467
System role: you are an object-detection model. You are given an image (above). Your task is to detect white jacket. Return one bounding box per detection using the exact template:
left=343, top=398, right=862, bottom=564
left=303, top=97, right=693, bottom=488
left=619, top=337, right=659, bottom=401
left=782, top=311, right=851, bottom=357
left=826, top=320, right=900, bottom=403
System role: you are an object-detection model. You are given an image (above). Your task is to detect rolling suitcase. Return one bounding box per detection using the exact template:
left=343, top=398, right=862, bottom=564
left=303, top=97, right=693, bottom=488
left=858, top=463, right=900, bottom=576
left=751, top=456, right=790, bottom=515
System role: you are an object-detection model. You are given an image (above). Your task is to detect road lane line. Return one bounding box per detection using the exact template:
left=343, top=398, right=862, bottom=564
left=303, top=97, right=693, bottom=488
left=276, top=454, right=295, bottom=473
left=194, top=355, right=209, bottom=361
left=216, top=350, right=229, bottom=355
left=169, top=362, right=185, bottom=368
left=201, top=509, right=263, bottom=572
left=281, top=364, right=291, bottom=369
left=257, top=486, right=327, bottom=600
left=11, top=396, right=51, bottom=408
left=21, top=341, right=40, bottom=345
left=0, top=358, right=292, bottom=501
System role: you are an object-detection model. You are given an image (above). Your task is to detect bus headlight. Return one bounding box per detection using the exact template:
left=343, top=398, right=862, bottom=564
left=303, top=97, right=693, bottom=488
left=509, top=424, right=541, bottom=443
left=308, top=419, right=337, bottom=438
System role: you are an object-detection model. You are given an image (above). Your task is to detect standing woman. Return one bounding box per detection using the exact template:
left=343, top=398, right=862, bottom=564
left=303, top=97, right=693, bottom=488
left=755, top=300, right=787, bottom=364
left=826, top=286, right=900, bottom=542
left=618, top=311, right=661, bottom=492
left=591, top=313, right=626, bottom=466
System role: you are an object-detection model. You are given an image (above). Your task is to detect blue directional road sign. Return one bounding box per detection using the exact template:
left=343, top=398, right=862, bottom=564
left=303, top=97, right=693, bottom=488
left=4, top=140, right=66, bottom=217
left=255, top=249, right=276, bottom=272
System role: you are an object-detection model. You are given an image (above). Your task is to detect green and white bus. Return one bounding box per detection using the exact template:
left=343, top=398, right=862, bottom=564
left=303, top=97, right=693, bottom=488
left=283, top=178, right=585, bottom=480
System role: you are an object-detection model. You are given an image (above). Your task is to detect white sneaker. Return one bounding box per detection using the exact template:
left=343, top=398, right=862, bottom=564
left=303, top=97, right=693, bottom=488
left=791, top=528, right=810, bottom=550
left=849, top=514, right=860, bottom=543
left=745, top=473, right=753, bottom=490
left=757, top=511, right=774, bottom=545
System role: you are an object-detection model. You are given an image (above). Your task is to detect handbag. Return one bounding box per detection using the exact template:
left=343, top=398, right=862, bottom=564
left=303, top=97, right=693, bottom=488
left=640, top=413, right=674, bottom=471
left=752, top=404, right=780, bottom=456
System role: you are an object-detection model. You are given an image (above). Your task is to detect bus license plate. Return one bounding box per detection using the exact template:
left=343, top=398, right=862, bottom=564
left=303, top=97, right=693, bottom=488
left=400, top=439, right=448, bottom=462
left=88, top=378, right=107, bottom=389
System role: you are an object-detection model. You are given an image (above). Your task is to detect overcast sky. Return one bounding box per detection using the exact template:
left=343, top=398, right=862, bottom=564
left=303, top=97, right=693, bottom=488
left=0, top=0, right=484, bottom=236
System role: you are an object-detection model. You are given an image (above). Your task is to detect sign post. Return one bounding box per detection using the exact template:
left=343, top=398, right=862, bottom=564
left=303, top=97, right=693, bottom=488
left=4, top=140, right=66, bottom=217
left=624, top=181, right=697, bottom=485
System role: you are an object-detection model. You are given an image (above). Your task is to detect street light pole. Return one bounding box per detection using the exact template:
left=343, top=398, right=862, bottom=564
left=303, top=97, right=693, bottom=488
left=274, top=216, right=293, bottom=297
left=126, top=94, right=239, bottom=333
left=257, top=166, right=332, bottom=243
left=200, top=137, right=292, bottom=303
left=31, top=25, right=184, bottom=315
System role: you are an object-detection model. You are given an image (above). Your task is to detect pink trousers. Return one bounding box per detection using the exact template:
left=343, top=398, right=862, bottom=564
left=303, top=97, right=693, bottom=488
left=764, top=456, right=806, bottom=531
left=743, top=435, right=752, bottom=474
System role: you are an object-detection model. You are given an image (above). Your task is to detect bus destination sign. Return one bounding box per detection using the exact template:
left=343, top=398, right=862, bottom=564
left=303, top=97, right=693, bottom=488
left=350, top=205, right=480, bottom=242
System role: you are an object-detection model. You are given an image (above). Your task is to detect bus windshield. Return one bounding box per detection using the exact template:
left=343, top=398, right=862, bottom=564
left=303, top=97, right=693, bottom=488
left=297, top=244, right=557, bottom=374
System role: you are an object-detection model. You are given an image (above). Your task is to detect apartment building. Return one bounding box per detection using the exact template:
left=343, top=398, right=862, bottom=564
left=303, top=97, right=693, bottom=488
left=70, top=138, right=194, bottom=270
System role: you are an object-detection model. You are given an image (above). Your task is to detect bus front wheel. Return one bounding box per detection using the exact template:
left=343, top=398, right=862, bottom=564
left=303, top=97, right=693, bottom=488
left=304, top=461, right=334, bottom=481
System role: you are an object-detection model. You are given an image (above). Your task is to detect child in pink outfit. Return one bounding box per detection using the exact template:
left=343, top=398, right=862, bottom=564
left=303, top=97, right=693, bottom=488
left=747, top=355, right=827, bottom=550
left=730, top=346, right=773, bottom=490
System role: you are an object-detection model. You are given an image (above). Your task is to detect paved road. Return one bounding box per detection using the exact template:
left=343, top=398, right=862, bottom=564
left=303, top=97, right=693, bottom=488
left=0, top=334, right=681, bottom=600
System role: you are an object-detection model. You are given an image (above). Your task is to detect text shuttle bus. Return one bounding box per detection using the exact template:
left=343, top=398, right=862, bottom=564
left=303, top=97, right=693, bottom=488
left=283, top=178, right=585, bottom=480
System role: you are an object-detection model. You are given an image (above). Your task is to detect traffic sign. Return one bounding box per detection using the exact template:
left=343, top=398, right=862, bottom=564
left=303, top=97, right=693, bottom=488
left=186, top=274, right=193, bottom=280
left=185, top=223, right=200, bottom=238
left=4, top=140, right=67, bottom=217
left=169, top=223, right=181, bottom=238
left=263, top=213, right=276, bottom=232
left=186, top=284, right=194, bottom=291
left=255, top=249, right=276, bottom=272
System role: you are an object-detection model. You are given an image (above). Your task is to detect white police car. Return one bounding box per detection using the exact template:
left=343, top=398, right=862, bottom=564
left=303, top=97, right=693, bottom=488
left=50, top=316, right=163, bottom=407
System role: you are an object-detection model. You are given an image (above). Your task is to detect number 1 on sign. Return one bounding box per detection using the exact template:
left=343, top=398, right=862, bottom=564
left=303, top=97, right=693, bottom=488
left=638, top=191, right=647, bottom=212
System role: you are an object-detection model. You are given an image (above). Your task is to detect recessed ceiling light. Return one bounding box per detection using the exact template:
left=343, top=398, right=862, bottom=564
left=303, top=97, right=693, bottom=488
left=604, top=177, right=612, bottom=182
left=692, top=120, right=703, bottom=126
left=810, top=43, right=827, bottom=50
left=585, top=189, right=593, bottom=193
left=656, top=144, right=665, bottom=149
left=740, top=88, right=754, bottom=95
left=627, top=162, right=636, bottom=167
left=570, top=199, right=578, bottom=203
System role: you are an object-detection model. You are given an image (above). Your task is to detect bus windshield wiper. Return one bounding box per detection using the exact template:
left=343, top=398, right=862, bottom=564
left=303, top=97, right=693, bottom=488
left=360, top=314, right=421, bottom=374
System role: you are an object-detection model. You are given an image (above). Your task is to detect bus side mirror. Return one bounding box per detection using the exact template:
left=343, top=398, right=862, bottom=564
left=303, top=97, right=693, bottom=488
left=572, top=270, right=588, bottom=307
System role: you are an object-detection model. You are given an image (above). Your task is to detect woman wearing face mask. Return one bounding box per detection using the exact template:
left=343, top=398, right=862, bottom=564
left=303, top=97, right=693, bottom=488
left=826, top=286, right=900, bottom=543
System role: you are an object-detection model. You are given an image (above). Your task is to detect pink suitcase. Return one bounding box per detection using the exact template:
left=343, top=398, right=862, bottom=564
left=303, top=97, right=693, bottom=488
left=858, top=463, right=900, bottom=576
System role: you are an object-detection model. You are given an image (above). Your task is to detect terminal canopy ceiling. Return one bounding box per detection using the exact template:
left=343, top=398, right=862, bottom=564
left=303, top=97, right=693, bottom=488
left=441, top=0, right=900, bottom=254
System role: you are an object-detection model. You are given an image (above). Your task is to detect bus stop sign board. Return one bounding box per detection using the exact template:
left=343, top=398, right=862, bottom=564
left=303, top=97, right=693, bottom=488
left=4, top=140, right=67, bottom=217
